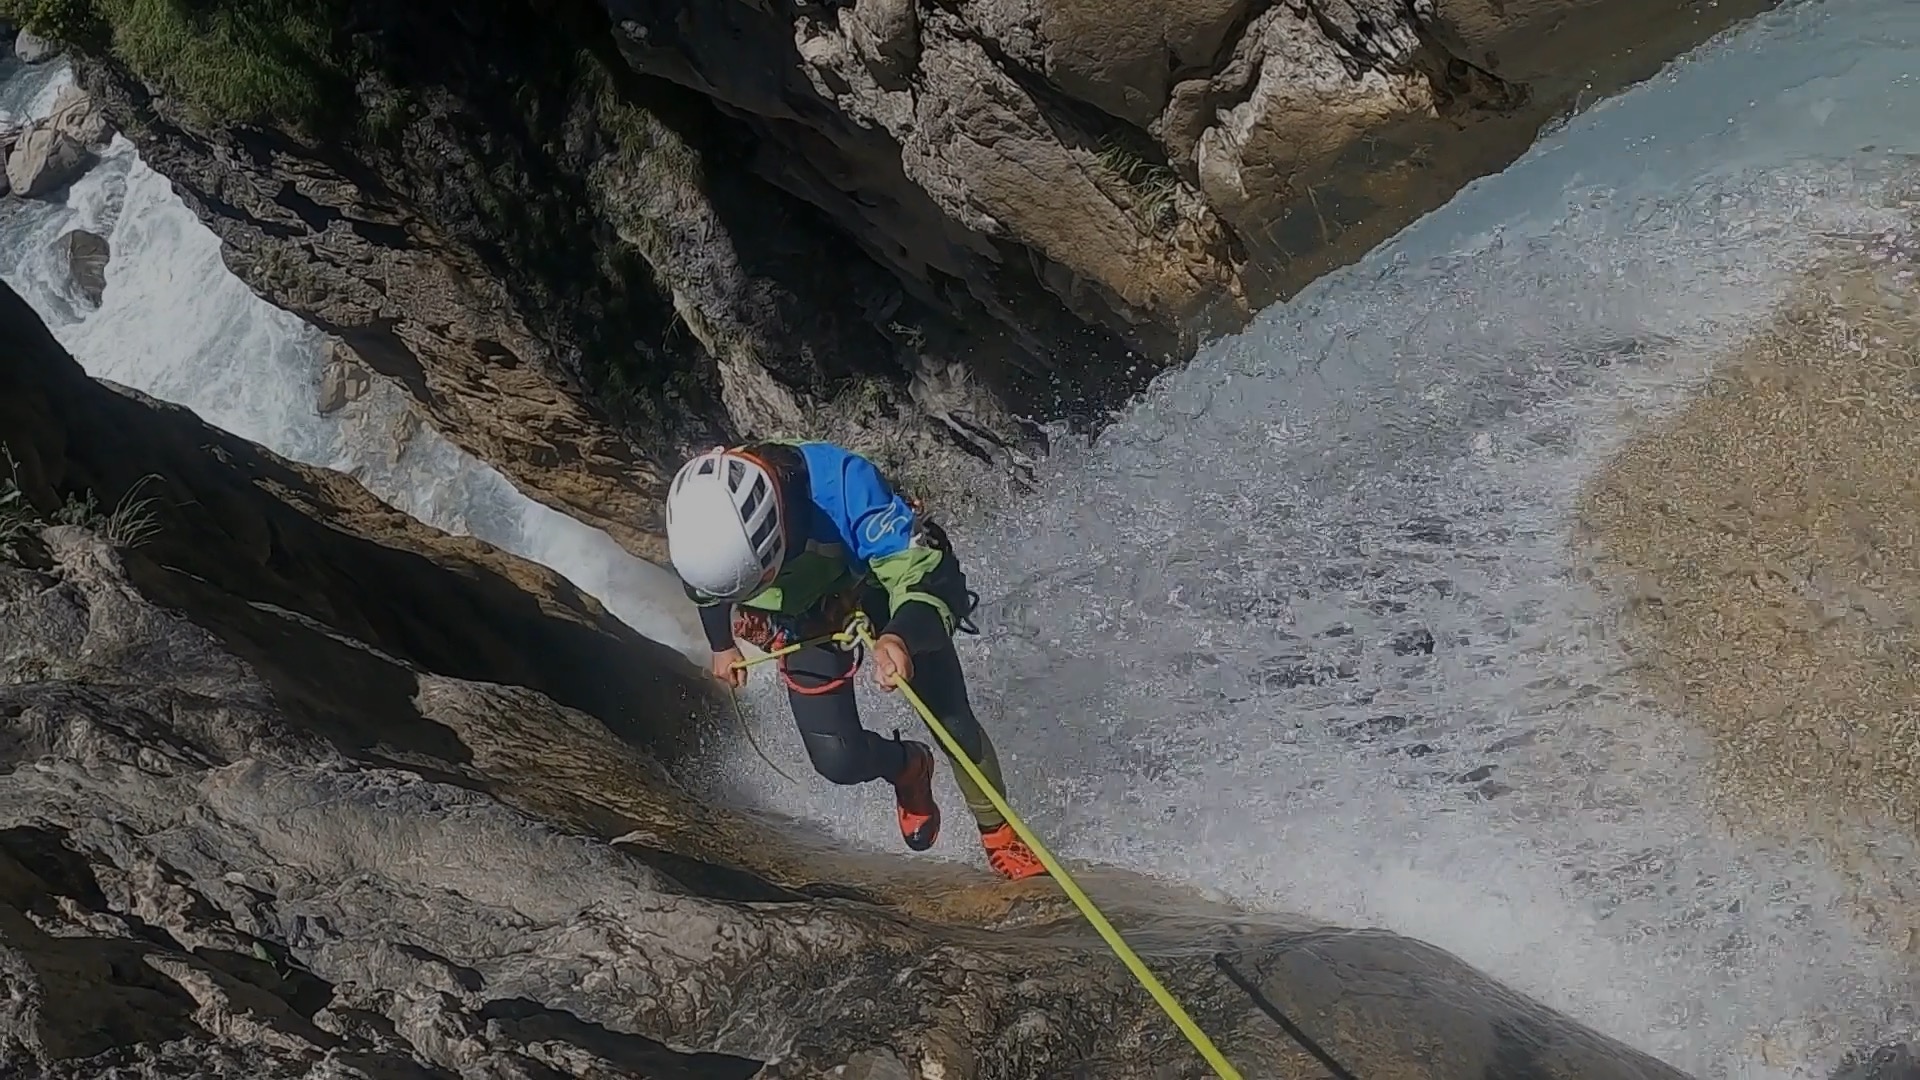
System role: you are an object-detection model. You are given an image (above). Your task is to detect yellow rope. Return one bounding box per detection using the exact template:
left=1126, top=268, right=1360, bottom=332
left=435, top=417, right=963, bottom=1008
left=845, top=614, right=1246, bottom=1080
left=730, top=631, right=846, bottom=669
left=724, top=630, right=859, bottom=785
left=724, top=616, right=1244, bottom=1078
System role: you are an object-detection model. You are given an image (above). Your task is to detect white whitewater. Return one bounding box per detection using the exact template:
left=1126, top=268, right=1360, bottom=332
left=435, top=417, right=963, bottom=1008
left=5, top=3, right=1920, bottom=1077
left=703, top=2, right=1920, bottom=1077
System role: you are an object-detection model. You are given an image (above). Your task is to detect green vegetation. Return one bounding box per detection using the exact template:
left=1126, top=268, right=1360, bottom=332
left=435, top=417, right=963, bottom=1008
left=578, top=57, right=729, bottom=426
left=1, top=0, right=360, bottom=132
left=1095, top=137, right=1181, bottom=236
left=1, top=0, right=725, bottom=453
left=584, top=56, right=704, bottom=258
left=0, top=446, right=163, bottom=561
left=0, top=0, right=105, bottom=49
left=0, top=450, right=33, bottom=561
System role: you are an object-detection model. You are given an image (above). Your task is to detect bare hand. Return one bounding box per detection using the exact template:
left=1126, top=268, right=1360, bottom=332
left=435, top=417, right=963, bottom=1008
left=711, top=647, right=747, bottom=689
left=871, top=633, right=914, bottom=691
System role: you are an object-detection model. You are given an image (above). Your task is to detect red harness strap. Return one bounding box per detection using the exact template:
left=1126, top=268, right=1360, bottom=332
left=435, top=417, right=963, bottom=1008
left=731, top=593, right=866, bottom=696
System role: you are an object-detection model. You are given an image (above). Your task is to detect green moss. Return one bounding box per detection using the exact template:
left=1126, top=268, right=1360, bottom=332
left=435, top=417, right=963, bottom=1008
left=356, top=83, right=414, bottom=145
left=2, top=0, right=359, bottom=132
left=577, top=56, right=726, bottom=421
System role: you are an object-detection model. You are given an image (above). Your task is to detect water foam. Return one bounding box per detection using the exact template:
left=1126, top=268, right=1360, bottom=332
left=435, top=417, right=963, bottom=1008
left=704, top=2, right=1920, bottom=1074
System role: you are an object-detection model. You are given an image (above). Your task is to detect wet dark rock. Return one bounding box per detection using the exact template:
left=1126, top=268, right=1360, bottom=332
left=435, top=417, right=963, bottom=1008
left=1402, top=742, right=1440, bottom=758
left=1259, top=658, right=1320, bottom=689
left=1338, top=714, right=1417, bottom=741
left=1455, top=765, right=1499, bottom=784
left=1834, top=1043, right=1920, bottom=1080
left=1487, top=730, right=1540, bottom=754
left=1403, top=517, right=1454, bottom=544
left=1255, top=654, right=1356, bottom=689
left=1390, top=627, right=1436, bottom=655
left=57, top=228, right=108, bottom=307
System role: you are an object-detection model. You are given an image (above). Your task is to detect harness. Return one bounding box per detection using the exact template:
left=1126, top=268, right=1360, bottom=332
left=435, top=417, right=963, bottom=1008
left=729, top=495, right=981, bottom=696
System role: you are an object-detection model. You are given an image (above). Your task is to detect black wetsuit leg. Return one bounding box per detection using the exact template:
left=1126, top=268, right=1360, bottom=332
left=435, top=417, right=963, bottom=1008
left=784, top=640, right=910, bottom=785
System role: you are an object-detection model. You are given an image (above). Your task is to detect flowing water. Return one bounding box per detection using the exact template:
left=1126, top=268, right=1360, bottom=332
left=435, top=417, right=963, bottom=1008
left=4, top=2, right=1919, bottom=1076
left=710, top=2, right=1920, bottom=1075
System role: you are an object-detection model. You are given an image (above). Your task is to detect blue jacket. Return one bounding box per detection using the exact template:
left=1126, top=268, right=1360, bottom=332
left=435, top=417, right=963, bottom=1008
left=687, top=441, right=966, bottom=654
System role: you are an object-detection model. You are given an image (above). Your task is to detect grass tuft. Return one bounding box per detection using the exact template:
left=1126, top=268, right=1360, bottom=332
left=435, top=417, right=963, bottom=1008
left=1095, top=137, right=1181, bottom=236
left=0, top=444, right=164, bottom=561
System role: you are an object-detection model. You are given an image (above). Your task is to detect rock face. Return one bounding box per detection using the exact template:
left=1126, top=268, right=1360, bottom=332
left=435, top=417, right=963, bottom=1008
left=608, top=0, right=1781, bottom=318
left=37, top=0, right=1777, bottom=562
left=0, top=281, right=1700, bottom=1077
left=0, top=277, right=725, bottom=769
left=4, top=124, right=90, bottom=198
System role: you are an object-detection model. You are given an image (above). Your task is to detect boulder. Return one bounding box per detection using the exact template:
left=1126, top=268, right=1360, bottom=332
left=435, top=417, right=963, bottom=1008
left=48, top=83, right=111, bottom=147
left=6, top=125, right=92, bottom=198
left=13, top=28, right=56, bottom=63
left=56, top=229, right=108, bottom=306
left=316, top=339, right=374, bottom=414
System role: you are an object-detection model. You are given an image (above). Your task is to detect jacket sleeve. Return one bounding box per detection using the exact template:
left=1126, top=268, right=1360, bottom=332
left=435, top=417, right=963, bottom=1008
left=684, top=580, right=738, bottom=653
left=835, top=452, right=969, bottom=655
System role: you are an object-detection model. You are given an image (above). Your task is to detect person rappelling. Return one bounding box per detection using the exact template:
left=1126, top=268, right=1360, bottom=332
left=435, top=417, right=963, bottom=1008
left=663, top=440, right=1047, bottom=880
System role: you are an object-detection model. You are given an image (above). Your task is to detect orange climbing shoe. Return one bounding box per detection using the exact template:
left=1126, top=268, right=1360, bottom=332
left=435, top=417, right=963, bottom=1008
left=891, top=740, right=941, bottom=851
left=980, top=823, right=1048, bottom=880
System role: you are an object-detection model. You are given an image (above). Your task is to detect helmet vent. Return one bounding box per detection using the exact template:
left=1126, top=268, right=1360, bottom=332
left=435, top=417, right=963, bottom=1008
left=749, top=514, right=778, bottom=549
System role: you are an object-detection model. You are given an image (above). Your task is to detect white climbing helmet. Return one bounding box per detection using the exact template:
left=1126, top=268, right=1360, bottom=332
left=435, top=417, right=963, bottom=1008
left=665, top=447, right=786, bottom=602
